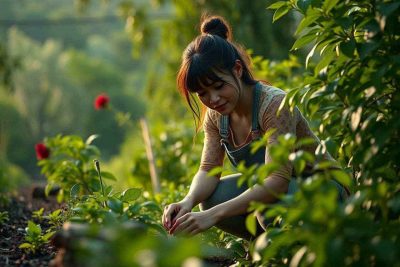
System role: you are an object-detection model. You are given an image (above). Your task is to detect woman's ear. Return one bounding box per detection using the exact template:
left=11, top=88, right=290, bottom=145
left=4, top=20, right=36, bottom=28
left=232, top=60, right=243, bottom=79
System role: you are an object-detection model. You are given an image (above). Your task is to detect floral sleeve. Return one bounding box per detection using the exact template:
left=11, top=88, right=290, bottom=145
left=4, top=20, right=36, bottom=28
left=199, top=109, right=225, bottom=174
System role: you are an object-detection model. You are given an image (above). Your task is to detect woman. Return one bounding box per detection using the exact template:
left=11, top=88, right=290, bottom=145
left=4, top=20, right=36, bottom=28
left=162, top=15, right=348, bottom=240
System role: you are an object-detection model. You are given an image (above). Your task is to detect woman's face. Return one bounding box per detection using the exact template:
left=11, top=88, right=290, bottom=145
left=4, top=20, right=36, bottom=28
left=195, top=64, right=242, bottom=115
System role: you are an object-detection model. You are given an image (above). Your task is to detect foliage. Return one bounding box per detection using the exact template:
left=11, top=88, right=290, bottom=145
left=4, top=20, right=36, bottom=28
left=252, top=53, right=304, bottom=93
left=0, top=211, right=9, bottom=225
left=34, top=133, right=232, bottom=265
left=52, top=221, right=227, bottom=267
left=242, top=0, right=400, bottom=266
left=45, top=209, right=64, bottom=230
left=0, top=161, right=29, bottom=205
left=32, top=208, right=45, bottom=222
left=19, top=220, right=55, bottom=254
left=38, top=134, right=117, bottom=202
left=0, top=42, right=20, bottom=90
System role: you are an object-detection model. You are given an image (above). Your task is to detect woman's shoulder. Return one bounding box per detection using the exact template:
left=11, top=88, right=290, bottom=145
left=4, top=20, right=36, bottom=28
left=204, top=108, right=221, bottom=130
left=257, top=82, right=286, bottom=114
left=258, top=82, right=286, bottom=97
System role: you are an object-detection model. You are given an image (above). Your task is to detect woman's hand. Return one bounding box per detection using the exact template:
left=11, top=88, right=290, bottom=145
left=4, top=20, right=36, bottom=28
left=168, top=209, right=219, bottom=236
left=162, top=199, right=193, bottom=230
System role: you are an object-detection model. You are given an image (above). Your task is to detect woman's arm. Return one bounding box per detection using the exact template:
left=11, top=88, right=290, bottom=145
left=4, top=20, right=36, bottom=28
left=209, top=176, right=289, bottom=221
left=163, top=169, right=219, bottom=229
left=169, top=176, right=289, bottom=235
left=182, top=169, right=220, bottom=208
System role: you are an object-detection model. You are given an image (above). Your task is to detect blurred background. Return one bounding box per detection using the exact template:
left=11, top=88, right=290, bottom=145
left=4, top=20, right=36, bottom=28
left=0, top=0, right=301, bottom=192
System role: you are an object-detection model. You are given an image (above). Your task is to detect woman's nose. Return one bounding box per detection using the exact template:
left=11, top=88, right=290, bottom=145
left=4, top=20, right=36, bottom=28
left=210, top=92, right=220, bottom=104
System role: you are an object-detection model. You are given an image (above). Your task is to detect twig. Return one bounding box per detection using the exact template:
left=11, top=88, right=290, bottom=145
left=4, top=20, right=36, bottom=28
left=140, top=118, right=161, bottom=194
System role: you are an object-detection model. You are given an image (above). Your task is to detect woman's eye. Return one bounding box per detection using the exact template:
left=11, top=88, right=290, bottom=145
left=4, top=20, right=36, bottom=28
left=215, top=82, right=225, bottom=90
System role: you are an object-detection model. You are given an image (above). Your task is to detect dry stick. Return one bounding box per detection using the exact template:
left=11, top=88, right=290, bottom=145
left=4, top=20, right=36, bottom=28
left=139, top=118, right=161, bottom=194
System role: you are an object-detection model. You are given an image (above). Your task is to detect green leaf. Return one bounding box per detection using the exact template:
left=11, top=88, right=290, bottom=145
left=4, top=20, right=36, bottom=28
left=251, top=128, right=276, bottom=154
left=296, top=137, right=316, bottom=148
left=101, top=171, right=117, bottom=181
left=267, top=1, right=287, bottom=10
left=293, top=157, right=306, bottom=175
left=295, top=9, right=320, bottom=35
left=378, top=2, right=400, bottom=17
left=70, top=184, right=81, bottom=198
left=19, top=243, right=33, bottom=249
left=291, top=29, right=318, bottom=51
left=340, top=39, right=356, bottom=57
left=359, top=42, right=380, bottom=60
left=245, top=213, right=257, bottom=236
left=50, top=209, right=62, bottom=217
left=330, top=170, right=352, bottom=187
left=273, top=6, right=290, bottom=22
left=306, top=43, right=317, bottom=68
left=128, top=203, right=141, bottom=214
left=43, top=231, right=55, bottom=241
left=85, top=134, right=99, bottom=145
left=121, top=188, right=142, bottom=202
left=140, top=201, right=162, bottom=212
left=45, top=183, right=53, bottom=197
left=322, top=0, right=339, bottom=13
left=297, top=0, right=312, bottom=13
left=207, top=166, right=224, bottom=177
left=314, top=49, right=335, bottom=74
left=107, top=197, right=124, bottom=214
left=105, top=185, right=114, bottom=196
left=27, top=221, right=42, bottom=235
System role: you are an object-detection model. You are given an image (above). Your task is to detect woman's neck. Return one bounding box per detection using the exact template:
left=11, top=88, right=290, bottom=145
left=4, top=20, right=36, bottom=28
left=230, top=83, right=255, bottom=120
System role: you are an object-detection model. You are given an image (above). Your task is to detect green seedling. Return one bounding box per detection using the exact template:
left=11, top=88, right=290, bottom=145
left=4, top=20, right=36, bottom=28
left=32, top=208, right=45, bottom=222
left=0, top=211, right=9, bottom=225
left=19, top=220, right=55, bottom=254
left=45, top=209, right=64, bottom=229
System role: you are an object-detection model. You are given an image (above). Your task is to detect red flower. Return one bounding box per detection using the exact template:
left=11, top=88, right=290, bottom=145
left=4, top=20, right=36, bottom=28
left=94, top=94, right=110, bottom=110
left=35, top=143, right=50, bottom=160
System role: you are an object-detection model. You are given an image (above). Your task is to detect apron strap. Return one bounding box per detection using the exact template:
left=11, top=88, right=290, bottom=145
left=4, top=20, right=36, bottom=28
left=251, top=82, right=262, bottom=139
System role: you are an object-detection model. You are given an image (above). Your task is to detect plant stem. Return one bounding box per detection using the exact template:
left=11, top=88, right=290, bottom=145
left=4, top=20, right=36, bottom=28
left=93, top=159, right=106, bottom=207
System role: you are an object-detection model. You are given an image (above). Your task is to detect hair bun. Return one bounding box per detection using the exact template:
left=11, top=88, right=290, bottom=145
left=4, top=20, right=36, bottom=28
left=200, top=16, right=232, bottom=41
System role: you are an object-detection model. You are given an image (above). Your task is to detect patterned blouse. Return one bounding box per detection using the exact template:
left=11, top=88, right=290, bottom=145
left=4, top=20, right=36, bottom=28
left=199, top=82, right=335, bottom=181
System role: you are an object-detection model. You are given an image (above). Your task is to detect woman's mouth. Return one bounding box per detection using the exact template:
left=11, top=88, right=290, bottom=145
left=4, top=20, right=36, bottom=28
left=214, top=103, right=227, bottom=112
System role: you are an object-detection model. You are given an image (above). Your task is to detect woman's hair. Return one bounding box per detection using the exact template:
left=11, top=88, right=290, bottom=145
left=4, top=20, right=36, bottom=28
left=177, top=15, right=257, bottom=131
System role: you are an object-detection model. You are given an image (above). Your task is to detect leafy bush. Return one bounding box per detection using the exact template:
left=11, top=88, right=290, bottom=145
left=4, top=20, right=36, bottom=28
left=244, top=0, right=400, bottom=266
left=37, top=134, right=116, bottom=201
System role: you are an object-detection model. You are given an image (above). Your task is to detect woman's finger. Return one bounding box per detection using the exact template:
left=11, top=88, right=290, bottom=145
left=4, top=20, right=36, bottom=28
left=180, top=223, right=197, bottom=236
left=189, top=228, right=201, bottom=236
left=169, top=213, right=190, bottom=234
left=171, top=208, right=188, bottom=225
left=164, top=205, right=177, bottom=228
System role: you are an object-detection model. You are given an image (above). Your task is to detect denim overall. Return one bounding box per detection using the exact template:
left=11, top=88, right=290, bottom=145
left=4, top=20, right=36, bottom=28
left=200, top=82, right=347, bottom=240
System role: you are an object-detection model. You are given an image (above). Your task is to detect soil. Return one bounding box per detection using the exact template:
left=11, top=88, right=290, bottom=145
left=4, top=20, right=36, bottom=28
left=0, top=185, right=64, bottom=267
left=0, top=186, right=237, bottom=267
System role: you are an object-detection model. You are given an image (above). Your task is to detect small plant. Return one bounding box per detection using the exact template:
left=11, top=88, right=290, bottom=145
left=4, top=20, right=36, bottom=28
left=32, top=208, right=44, bottom=222
left=45, top=209, right=64, bottom=230
left=19, top=220, right=55, bottom=254
left=0, top=211, right=9, bottom=225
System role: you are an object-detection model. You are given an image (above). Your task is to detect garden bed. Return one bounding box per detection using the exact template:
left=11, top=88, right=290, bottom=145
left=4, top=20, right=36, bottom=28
left=0, top=185, right=64, bottom=267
